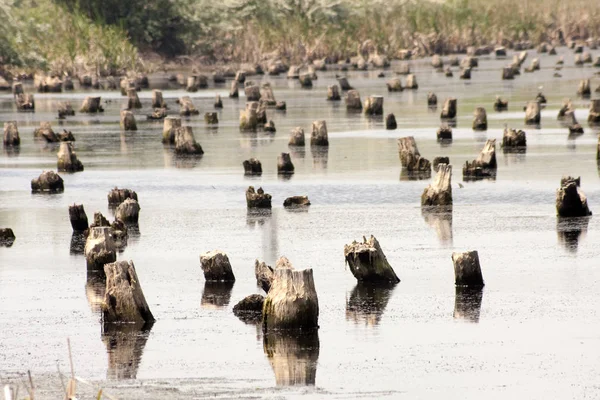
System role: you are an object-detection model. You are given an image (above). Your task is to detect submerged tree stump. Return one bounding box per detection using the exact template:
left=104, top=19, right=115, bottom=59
left=441, top=98, right=457, bottom=119
left=255, top=259, right=275, bottom=293
left=262, top=266, right=319, bottom=331
left=120, top=110, right=137, bottom=131
left=151, top=90, right=166, bottom=108
left=162, top=116, right=181, bottom=144
left=459, top=67, right=472, bottom=79
left=245, top=84, right=261, bottom=101
left=432, top=157, right=450, bottom=171
left=577, top=79, right=591, bottom=97
left=240, top=102, right=259, bottom=131
left=502, top=127, right=527, bottom=148
left=200, top=250, right=236, bottom=282
left=452, top=251, right=484, bottom=287
left=57, top=142, right=84, bottom=172
left=364, top=96, right=384, bottom=115
left=116, top=198, right=141, bottom=223
left=108, top=188, right=138, bottom=207
left=85, top=227, right=117, bottom=270
left=31, top=171, right=64, bottom=193
left=344, top=235, right=400, bottom=283
left=246, top=186, right=272, bottom=208
left=233, top=294, right=265, bottom=322
left=386, top=113, right=397, bottom=130
left=33, top=121, right=58, bottom=142
left=214, top=94, right=223, bottom=108
left=398, top=136, right=431, bottom=171
left=556, top=176, right=592, bottom=217
left=283, top=196, right=311, bottom=208
left=0, top=228, right=16, bottom=247
left=229, top=81, right=239, bottom=98
left=421, top=164, right=452, bottom=207
left=3, top=121, right=20, bottom=146
left=327, top=84, right=341, bottom=100
left=386, top=78, right=403, bottom=92
left=311, top=120, right=329, bottom=146
left=179, top=96, right=200, bottom=116
left=69, top=204, right=89, bottom=231
left=289, top=127, right=305, bottom=146
left=15, top=93, right=35, bottom=111
left=345, top=90, right=362, bottom=110
left=80, top=96, right=103, bottom=113
left=472, top=107, right=487, bottom=130
left=437, top=124, right=452, bottom=141
left=174, top=126, right=203, bottom=155
left=589, top=99, right=600, bottom=124
left=58, top=102, right=75, bottom=119
left=502, top=66, right=514, bottom=80
left=277, top=153, right=294, bottom=175
left=243, top=158, right=262, bottom=175
left=299, top=73, right=313, bottom=88
left=204, top=112, right=218, bottom=124
left=127, top=89, right=142, bottom=109
left=102, top=260, right=154, bottom=324
left=431, top=54, right=443, bottom=68
left=337, top=77, right=352, bottom=91
left=494, top=96, right=508, bottom=111
left=427, top=92, right=437, bottom=106
left=463, top=139, right=497, bottom=179
left=405, top=74, right=418, bottom=89
left=524, top=101, right=541, bottom=125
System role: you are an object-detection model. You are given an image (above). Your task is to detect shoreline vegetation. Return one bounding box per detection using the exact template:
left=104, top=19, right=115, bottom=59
left=1, top=0, right=599, bottom=77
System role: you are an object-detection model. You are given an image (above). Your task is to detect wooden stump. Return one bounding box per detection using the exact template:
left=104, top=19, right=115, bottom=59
left=398, top=136, right=431, bottom=171
left=200, top=250, right=236, bottom=282
left=283, top=196, right=310, bottom=208
left=57, top=142, right=84, bottom=172
left=327, top=85, right=341, bottom=100
left=386, top=114, right=397, bottom=130
left=85, top=227, right=117, bottom=271
left=337, top=77, right=352, bottom=90
left=31, top=171, right=64, bottom=193
left=502, top=128, right=527, bottom=148
left=463, top=139, right=497, bottom=180
left=386, top=78, right=403, bottom=92
left=556, top=176, right=592, bottom=217
left=69, top=204, right=89, bottom=231
left=116, top=198, right=141, bottom=223
left=405, top=74, right=418, bottom=89
left=289, top=127, right=305, bottom=146
left=277, top=153, right=294, bottom=175
left=120, top=110, right=137, bottom=131
left=33, top=121, right=58, bottom=142
left=151, top=90, right=166, bottom=108
left=243, top=158, right=262, bottom=175
left=441, top=98, right=457, bottom=119
left=472, top=107, right=487, bottom=131
left=421, top=164, right=452, bottom=207
left=452, top=251, right=484, bottom=287
left=343, top=235, right=399, bottom=283
left=310, top=120, right=329, bottom=146
left=179, top=96, right=199, bottom=116
left=255, top=259, right=275, bottom=293
left=3, top=121, right=20, bottom=146
left=246, top=186, right=271, bottom=208
left=364, top=96, right=384, bottom=115
left=174, top=126, right=203, bottom=155
left=162, top=117, right=181, bottom=144
left=524, top=101, right=541, bottom=125
left=80, top=96, right=103, bottom=113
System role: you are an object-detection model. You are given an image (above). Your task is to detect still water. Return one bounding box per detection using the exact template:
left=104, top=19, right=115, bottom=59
left=2, top=48, right=600, bottom=399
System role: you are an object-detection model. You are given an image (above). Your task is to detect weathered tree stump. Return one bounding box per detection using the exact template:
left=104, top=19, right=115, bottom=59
left=229, top=81, right=239, bottom=98
left=0, top=228, right=15, bottom=247
left=58, top=102, right=76, bottom=119
left=264, top=120, right=276, bottom=132
left=345, top=90, right=362, bottom=111
left=162, top=116, right=181, bottom=144
left=589, top=99, right=600, bottom=124
left=233, top=294, right=265, bottom=322
left=259, top=83, right=276, bottom=105
left=186, top=76, right=198, bottom=92
left=235, top=71, right=246, bottom=83
left=463, top=139, right=497, bottom=180
left=212, top=71, right=225, bottom=83
left=69, top=204, right=89, bottom=231
left=80, top=96, right=103, bottom=113
left=337, top=77, right=352, bottom=91
left=343, top=235, right=400, bottom=283
left=556, top=176, right=592, bottom=217
left=557, top=99, right=573, bottom=120
left=327, top=85, right=341, bottom=100
left=502, top=66, right=514, bottom=80
left=284, top=196, right=310, bottom=207
left=494, top=96, right=508, bottom=111
left=577, top=79, right=591, bottom=97
left=565, top=111, right=584, bottom=134
left=386, top=78, right=403, bottom=92
left=31, top=170, right=64, bottom=193
left=12, top=82, right=23, bottom=95
left=452, top=251, right=484, bottom=287
left=299, top=73, right=313, bottom=88
left=398, top=136, right=431, bottom=171
left=289, top=127, right=305, bottom=146
left=179, top=96, right=200, bottom=116
left=120, top=110, right=137, bottom=131
left=85, top=227, right=117, bottom=270
left=459, top=67, right=471, bottom=79
left=495, top=46, right=507, bottom=57
left=57, top=130, right=75, bottom=142
left=245, top=84, right=261, bottom=101
left=364, top=96, right=383, bottom=115
left=386, top=113, right=397, bottom=130
left=427, top=92, right=437, bottom=106
left=432, top=157, right=450, bottom=171
left=151, top=90, right=166, bottom=108
left=240, top=102, right=259, bottom=131
left=204, top=112, right=218, bottom=124
left=535, top=92, right=547, bottom=104
left=15, top=93, right=35, bottom=111
left=437, top=124, right=452, bottom=141
left=147, top=108, right=167, bottom=120
left=174, top=126, right=203, bottom=155
left=102, top=260, right=154, bottom=324
left=405, top=74, right=418, bottom=89
left=57, top=142, right=84, bottom=172
left=444, top=67, right=453, bottom=77
left=277, top=153, right=294, bottom=175
left=472, top=107, right=488, bottom=131
left=255, top=259, right=275, bottom=293
left=441, top=98, right=457, bottom=119
left=275, top=101, right=287, bottom=110
left=262, top=266, right=319, bottom=331
left=256, top=101, right=267, bottom=124
left=310, top=120, right=329, bottom=146
left=115, top=198, right=140, bottom=223
left=200, top=250, right=236, bottom=282
left=431, top=54, right=443, bottom=68
left=243, top=158, right=262, bottom=175
left=502, top=127, right=527, bottom=148
left=524, top=101, right=541, bottom=125
left=421, top=164, right=452, bottom=207
left=246, top=186, right=271, bottom=208
left=287, top=66, right=300, bottom=79
left=127, top=89, right=142, bottom=110
left=108, top=188, right=138, bottom=207
left=214, top=94, right=223, bottom=108
left=3, top=121, right=20, bottom=146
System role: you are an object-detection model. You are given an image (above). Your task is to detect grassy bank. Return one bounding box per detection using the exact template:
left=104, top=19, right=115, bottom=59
left=2, top=0, right=600, bottom=74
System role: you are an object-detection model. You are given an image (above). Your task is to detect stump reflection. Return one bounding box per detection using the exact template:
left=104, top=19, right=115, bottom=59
left=102, top=322, right=153, bottom=380
left=263, top=330, right=319, bottom=386
left=557, top=216, right=590, bottom=253
left=201, top=281, right=234, bottom=308
left=453, top=286, right=483, bottom=323
left=346, top=282, right=396, bottom=326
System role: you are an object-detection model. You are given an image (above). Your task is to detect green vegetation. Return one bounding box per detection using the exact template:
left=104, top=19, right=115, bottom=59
left=2, top=0, right=600, bottom=73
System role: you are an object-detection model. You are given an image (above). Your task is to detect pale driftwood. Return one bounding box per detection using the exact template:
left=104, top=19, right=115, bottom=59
left=441, top=98, right=457, bottom=119
left=200, top=250, right=236, bottom=282
left=463, top=139, right=497, bottom=179
left=556, top=176, right=592, bottom=217
left=246, top=186, right=271, bottom=208
left=289, top=127, right=305, bottom=146
left=120, top=110, right=137, bottom=131
left=243, top=158, right=262, bottom=175
left=69, top=204, right=89, bottom=231
left=102, top=260, right=154, bottom=324
left=452, top=251, right=484, bottom=287
left=421, top=164, right=452, bottom=207
left=115, top=198, right=140, bottom=223
left=398, top=136, right=431, bottom=171
left=310, top=120, right=329, bottom=146
left=364, top=96, right=383, bottom=115
left=3, top=121, right=20, bottom=146
left=472, top=107, right=487, bottom=130
left=57, top=142, right=84, bottom=172
left=262, top=266, right=319, bottom=330
left=174, top=126, right=203, bottom=155
left=31, top=170, right=64, bottom=193
left=162, top=116, right=181, bottom=144
left=85, top=227, right=117, bottom=270
left=344, top=235, right=399, bottom=283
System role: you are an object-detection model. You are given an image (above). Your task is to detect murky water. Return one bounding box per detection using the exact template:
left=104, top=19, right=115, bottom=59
left=2, top=48, right=600, bottom=399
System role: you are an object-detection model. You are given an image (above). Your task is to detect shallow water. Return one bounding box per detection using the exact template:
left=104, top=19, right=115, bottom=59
left=2, top=48, right=600, bottom=399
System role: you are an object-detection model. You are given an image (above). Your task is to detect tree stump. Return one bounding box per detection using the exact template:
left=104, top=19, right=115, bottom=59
left=421, top=164, right=452, bottom=207
left=200, top=250, right=236, bottom=282
left=337, top=77, right=352, bottom=90
left=179, top=96, right=199, bottom=116
left=398, top=136, right=431, bottom=171
left=240, top=102, right=259, bottom=131
left=80, top=96, right=103, bottom=113
left=255, top=259, right=275, bottom=293
left=386, top=114, right=397, bottom=130
left=120, top=110, right=137, bottom=131
left=0, top=228, right=15, bottom=247
left=85, top=227, right=117, bottom=270
left=386, top=78, right=403, bottom=92
left=405, top=74, right=418, bottom=89
left=127, top=88, right=142, bottom=109
left=116, top=198, right=141, bottom=223
left=260, top=83, right=276, bottom=105
left=437, top=124, right=452, bottom=141
left=556, top=176, right=592, bottom=217
left=463, top=139, right=497, bottom=180
left=299, top=73, right=313, bottom=88
left=174, top=126, right=203, bottom=155
left=502, top=127, right=527, bottom=148
left=245, top=84, right=261, bottom=101
left=327, top=85, right=341, bottom=100
left=229, top=81, right=239, bottom=98
left=283, top=196, right=310, bottom=208
left=589, top=99, right=600, bottom=124
left=69, top=204, right=89, bottom=231
left=243, top=158, right=262, bottom=175
left=472, top=107, right=487, bottom=130
left=344, top=235, right=400, bottom=283
left=31, top=171, right=64, bottom=193
left=364, top=96, right=384, bottom=115
left=441, top=98, right=457, bottom=119
left=33, top=121, right=58, bottom=142
left=162, top=117, right=181, bottom=144
left=204, top=112, right=218, bottom=124
left=289, top=127, right=305, bottom=146
left=524, top=101, right=541, bottom=125
left=246, top=186, right=271, bottom=208
left=452, top=251, right=484, bottom=287
left=277, top=153, right=294, bottom=175
left=151, top=90, right=166, bottom=108
left=345, top=90, right=362, bottom=110
left=214, top=94, right=223, bottom=108
left=3, top=121, right=20, bottom=146
left=311, top=120, right=329, bottom=146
